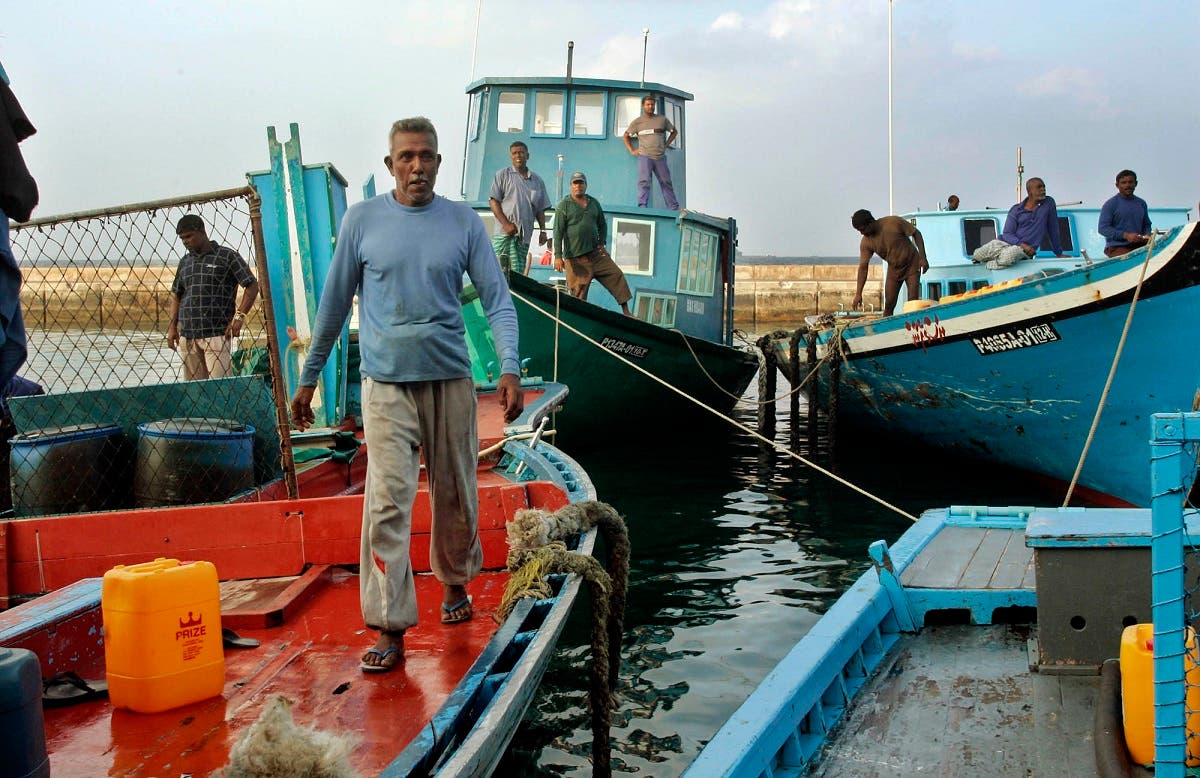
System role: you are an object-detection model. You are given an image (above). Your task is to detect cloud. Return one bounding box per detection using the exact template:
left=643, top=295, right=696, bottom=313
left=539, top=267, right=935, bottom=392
left=765, top=0, right=820, bottom=40
left=1017, top=66, right=1109, bottom=110
left=710, top=12, right=744, bottom=32
left=950, top=41, right=1003, bottom=64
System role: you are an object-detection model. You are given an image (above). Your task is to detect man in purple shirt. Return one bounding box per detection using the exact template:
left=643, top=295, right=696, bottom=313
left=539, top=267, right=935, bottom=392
left=972, top=178, right=1064, bottom=269
left=1098, top=169, right=1151, bottom=258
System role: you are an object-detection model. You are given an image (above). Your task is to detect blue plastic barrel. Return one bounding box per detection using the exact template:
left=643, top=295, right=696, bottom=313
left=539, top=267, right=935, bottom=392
left=134, top=418, right=256, bottom=507
left=8, top=422, right=132, bottom=517
left=0, top=648, right=50, bottom=778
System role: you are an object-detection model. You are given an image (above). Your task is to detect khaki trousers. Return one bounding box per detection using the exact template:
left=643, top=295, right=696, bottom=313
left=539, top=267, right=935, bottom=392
left=180, top=335, right=232, bottom=380
left=359, top=376, right=482, bottom=631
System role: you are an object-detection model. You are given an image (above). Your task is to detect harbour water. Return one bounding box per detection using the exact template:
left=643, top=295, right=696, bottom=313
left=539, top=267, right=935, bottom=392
left=502, top=369, right=1066, bottom=775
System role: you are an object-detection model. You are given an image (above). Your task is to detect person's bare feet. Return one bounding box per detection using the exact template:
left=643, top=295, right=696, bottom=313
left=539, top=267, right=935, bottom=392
left=360, top=629, right=404, bottom=673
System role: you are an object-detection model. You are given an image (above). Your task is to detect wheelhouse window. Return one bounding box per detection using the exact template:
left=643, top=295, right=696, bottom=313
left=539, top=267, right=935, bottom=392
left=496, top=91, right=525, bottom=133
left=614, top=95, right=641, bottom=136
left=1039, top=215, right=1075, bottom=256
left=533, top=91, right=565, bottom=136
left=947, top=280, right=968, bottom=296
left=468, top=91, right=485, bottom=141
left=971, top=279, right=989, bottom=290
left=634, top=292, right=677, bottom=327
left=925, top=281, right=943, bottom=301
left=677, top=225, right=717, bottom=296
left=962, top=218, right=998, bottom=255
left=665, top=98, right=683, bottom=149
left=572, top=93, right=605, bottom=138
left=611, top=217, right=655, bottom=275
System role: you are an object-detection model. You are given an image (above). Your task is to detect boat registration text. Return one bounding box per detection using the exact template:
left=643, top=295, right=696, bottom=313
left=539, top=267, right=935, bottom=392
left=971, top=322, right=1061, bottom=355
left=600, top=336, right=651, bottom=359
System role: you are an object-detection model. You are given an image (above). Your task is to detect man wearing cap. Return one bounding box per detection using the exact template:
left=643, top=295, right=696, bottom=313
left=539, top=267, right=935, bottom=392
left=167, top=214, right=259, bottom=380
left=553, top=172, right=633, bottom=314
left=623, top=94, right=680, bottom=210
left=488, top=141, right=551, bottom=273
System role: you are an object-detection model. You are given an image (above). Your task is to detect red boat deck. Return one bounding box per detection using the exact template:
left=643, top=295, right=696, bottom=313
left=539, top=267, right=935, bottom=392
left=41, top=569, right=511, bottom=777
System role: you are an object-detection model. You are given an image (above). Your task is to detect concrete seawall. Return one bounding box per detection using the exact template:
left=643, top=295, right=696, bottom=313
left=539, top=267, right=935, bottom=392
left=734, top=264, right=883, bottom=325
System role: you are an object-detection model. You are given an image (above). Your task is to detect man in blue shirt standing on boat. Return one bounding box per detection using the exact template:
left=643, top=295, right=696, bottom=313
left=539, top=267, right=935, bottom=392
left=1098, top=170, right=1150, bottom=258
left=291, top=117, right=524, bottom=674
left=972, top=178, right=1064, bottom=269
left=488, top=141, right=551, bottom=273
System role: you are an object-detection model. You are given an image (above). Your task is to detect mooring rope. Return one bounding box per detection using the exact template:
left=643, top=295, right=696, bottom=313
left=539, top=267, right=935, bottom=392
left=509, top=289, right=917, bottom=521
left=500, top=500, right=630, bottom=778
left=674, top=326, right=824, bottom=407
left=1063, top=232, right=1159, bottom=506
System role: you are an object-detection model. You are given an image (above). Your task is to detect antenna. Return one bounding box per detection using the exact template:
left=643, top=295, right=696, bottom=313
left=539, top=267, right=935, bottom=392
left=566, top=41, right=574, bottom=81
left=1017, top=146, right=1024, bottom=201
left=469, top=0, right=482, bottom=82
left=641, top=28, right=650, bottom=87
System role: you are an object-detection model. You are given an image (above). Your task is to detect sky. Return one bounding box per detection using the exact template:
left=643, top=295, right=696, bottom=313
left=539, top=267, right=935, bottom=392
left=4, top=0, right=1198, bottom=256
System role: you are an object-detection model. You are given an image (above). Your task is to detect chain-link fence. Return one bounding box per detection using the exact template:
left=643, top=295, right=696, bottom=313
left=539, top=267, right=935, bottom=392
left=4, top=187, right=291, bottom=517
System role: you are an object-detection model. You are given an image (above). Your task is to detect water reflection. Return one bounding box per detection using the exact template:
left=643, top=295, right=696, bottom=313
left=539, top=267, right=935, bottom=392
left=502, top=375, right=1063, bottom=775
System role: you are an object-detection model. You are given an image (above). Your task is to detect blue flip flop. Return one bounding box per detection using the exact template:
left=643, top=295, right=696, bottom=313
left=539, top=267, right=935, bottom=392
left=360, top=647, right=400, bottom=673
left=441, top=595, right=474, bottom=624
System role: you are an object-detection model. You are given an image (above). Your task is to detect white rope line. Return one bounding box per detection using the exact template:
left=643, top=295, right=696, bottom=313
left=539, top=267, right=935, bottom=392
left=510, top=289, right=918, bottom=521
left=669, top=327, right=829, bottom=407
left=1063, top=232, right=1159, bottom=506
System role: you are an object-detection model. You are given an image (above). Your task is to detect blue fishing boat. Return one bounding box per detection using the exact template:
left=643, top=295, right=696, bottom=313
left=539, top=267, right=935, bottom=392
left=791, top=203, right=1197, bottom=507
left=460, top=73, right=758, bottom=442
left=687, top=411, right=1200, bottom=777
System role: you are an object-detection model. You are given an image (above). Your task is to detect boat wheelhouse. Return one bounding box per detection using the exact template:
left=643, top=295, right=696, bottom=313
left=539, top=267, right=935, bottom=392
left=462, top=76, right=739, bottom=346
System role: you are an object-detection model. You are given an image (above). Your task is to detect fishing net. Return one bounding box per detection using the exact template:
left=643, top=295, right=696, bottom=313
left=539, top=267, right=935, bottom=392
left=4, top=188, right=288, bottom=517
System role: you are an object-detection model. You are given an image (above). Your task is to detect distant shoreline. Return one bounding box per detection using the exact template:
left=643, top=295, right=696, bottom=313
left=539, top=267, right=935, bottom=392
left=738, top=255, right=858, bottom=265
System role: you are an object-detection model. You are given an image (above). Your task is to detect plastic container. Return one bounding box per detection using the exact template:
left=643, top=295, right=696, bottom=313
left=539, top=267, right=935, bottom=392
left=9, top=422, right=132, bottom=516
left=0, top=648, right=49, bottom=778
left=102, top=558, right=225, bottom=713
left=134, top=418, right=255, bottom=507
left=901, top=299, right=934, bottom=313
left=1120, top=623, right=1200, bottom=766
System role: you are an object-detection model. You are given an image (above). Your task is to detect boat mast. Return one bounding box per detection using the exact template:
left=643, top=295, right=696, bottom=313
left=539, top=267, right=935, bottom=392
left=887, top=0, right=894, bottom=216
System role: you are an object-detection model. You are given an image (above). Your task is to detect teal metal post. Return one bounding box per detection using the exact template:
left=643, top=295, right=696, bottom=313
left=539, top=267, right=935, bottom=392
left=1151, top=412, right=1197, bottom=776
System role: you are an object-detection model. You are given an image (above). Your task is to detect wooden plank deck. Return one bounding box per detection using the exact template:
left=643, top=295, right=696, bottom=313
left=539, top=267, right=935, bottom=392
left=814, top=624, right=1100, bottom=777
left=901, top=526, right=1035, bottom=590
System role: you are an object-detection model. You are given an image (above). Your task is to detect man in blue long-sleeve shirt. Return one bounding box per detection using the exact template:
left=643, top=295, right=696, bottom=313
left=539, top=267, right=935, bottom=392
left=972, top=178, right=1064, bottom=269
left=1098, top=169, right=1150, bottom=258
left=290, top=117, right=524, bottom=673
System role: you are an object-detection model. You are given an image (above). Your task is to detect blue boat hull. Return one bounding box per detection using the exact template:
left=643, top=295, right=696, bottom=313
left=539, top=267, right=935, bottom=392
left=817, top=222, right=1200, bottom=507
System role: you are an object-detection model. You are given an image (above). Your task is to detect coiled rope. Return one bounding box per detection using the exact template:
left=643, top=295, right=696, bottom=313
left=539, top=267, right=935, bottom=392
left=499, top=500, right=630, bottom=778
left=508, top=289, right=917, bottom=521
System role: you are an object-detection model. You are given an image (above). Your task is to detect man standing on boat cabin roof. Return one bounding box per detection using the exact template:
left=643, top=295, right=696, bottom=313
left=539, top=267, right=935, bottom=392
left=851, top=210, right=930, bottom=316
left=168, top=215, right=260, bottom=380
left=1098, top=169, right=1150, bottom=258
left=489, top=140, right=551, bottom=274
left=291, top=116, right=524, bottom=673
left=971, top=177, right=1064, bottom=270
left=623, top=94, right=681, bottom=210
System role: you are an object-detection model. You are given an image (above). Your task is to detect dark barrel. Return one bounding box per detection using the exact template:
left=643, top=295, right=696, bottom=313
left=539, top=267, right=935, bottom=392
left=8, top=422, right=132, bottom=517
left=0, top=648, right=50, bottom=778
left=134, top=418, right=255, bottom=507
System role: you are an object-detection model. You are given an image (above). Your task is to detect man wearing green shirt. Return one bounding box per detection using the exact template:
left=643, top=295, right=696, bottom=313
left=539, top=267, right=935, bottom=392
left=552, top=171, right=633, bottom=315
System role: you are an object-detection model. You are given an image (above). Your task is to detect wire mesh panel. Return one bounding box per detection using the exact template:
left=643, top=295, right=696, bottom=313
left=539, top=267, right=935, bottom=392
left=4, top=188, right=287, bottom=517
